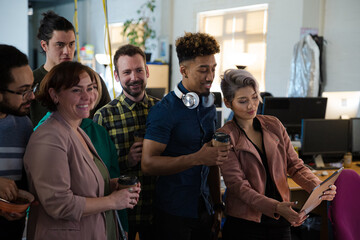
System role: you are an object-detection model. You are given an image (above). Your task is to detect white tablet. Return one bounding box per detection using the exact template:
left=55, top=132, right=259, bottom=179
left=300, top=167, right=344, bottom=214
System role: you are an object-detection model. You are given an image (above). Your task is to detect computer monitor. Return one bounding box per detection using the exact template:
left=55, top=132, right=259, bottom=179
left=350, top=118, right=360, bottom=158
left=322, top=91, right=360, bottom=119
left=262, top=97, right=327, bottom=138
left=301, top=119, right=350, bottom=156
left=145, top=88, right=166, bottom=99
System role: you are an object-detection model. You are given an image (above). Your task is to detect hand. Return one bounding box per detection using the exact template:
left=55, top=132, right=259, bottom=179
left=0, top=177, right=18, bottom=202
left=129, top=182, right=141, bottom=202
left=0, top=209, right=25, bottom=221
left=276, top=201, right=307, bottom=227
left=211, top=210, right=222, bottom=239
left=128, top=142, right=143, bottom=167
left=319, top=184, right=337, bottom=201
left=196, top=142, right=231, bottom=166
left=108, top=186, right=141, bottom=210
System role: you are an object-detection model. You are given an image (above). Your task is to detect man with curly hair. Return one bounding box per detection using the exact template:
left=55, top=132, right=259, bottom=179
left=142, top=32, right=230, bottom=240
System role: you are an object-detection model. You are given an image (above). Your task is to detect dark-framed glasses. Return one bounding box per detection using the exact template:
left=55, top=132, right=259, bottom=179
left=0, top=83, right=39, bottom=100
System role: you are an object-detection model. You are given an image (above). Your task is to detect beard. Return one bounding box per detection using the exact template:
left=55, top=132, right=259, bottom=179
left=0, top=98, right=31, bottom=116
left=121, top=80, right=145, bottom=98
left=199, top=91, right=210, bottom=97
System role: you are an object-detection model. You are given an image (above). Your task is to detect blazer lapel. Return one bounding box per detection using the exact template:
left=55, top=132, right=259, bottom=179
left=52, top=112, right=105, bottom=197
left=230, top=121, right=263, bottom=164
left=76, top=127, right=105, bottom=197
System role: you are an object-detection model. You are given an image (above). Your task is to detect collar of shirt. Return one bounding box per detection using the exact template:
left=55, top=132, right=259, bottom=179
left=235, top=116, right=262, bottom=133
left=119, top=91, right=150, bottom=110
left=178, top=81, right=189, bottom=94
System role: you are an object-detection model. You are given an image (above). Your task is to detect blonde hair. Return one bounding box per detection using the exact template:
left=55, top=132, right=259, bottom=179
left=93, top=73, right=102, bottom=109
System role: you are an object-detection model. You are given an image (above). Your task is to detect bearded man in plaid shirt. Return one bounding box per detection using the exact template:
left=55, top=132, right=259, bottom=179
left=94, top=44, right=158, bottom=240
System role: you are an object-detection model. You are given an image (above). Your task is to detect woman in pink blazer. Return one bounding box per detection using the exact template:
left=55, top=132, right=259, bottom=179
left=24, top=62, right=140, bottom=240
left=217, top=69, right=336, bottom=240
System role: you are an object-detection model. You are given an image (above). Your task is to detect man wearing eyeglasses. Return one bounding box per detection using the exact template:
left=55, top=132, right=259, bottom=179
left=0, top=44, right=34, bottom=239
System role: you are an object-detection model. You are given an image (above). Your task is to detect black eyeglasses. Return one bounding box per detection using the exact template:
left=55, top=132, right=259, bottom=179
left=0, top=83, right=39, bottom=100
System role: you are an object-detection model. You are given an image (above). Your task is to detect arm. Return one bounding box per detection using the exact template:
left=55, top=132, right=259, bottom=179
left=24, top=128, right=139, bottom=221
left=223, top=149, right=308, bottom=225
left=141, top=139, right=229, bottom=176
left=221, top=149, right=280, bottom=218
left=83, top=187, right=140, bottom=216
left=127, top=142, right=143, bottom=167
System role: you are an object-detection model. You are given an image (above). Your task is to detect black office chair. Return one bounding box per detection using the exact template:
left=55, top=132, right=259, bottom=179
left=257, top=92, right=273, bottom=114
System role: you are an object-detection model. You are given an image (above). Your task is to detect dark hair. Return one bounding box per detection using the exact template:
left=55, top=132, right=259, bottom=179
left=37, top=61, right=97, bottom=111
left=0, top=44, right=29, bottom=90
left=175, top=32, right=220, bottom=63
left=220, top=69, right=262, bottom=104
left=37, top=11, right=75, bottom=44
left=113, top=44, right=146, bottom=73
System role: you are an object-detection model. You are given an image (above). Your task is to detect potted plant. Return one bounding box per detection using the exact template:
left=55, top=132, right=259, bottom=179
left=122, top=0, right=156, bottom=61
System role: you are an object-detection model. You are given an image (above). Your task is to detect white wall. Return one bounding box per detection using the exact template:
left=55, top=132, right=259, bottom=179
left=0, top=0, right=28, bottom=55
left=323, top=0, right=360, bottom=92
left=170, top=0, right=304, bottom=96
left=169, top=0, right=360, bottom=95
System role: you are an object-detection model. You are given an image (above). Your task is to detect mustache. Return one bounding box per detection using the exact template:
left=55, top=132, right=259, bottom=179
left=20, top=101, right=32, bottom=107
left=127, top=80, right=143, bottom=86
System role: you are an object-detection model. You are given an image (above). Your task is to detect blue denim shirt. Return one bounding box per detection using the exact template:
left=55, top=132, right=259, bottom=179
left=145, top=82, right=217, bottom=218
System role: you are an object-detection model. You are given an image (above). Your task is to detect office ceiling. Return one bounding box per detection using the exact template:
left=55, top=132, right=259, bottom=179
left=29, top=0, right=76, bottom=2
left=29, top=0, right=83, bottom=8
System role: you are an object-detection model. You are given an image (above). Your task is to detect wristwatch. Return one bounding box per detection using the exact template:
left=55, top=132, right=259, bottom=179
left=213, top=202, right=225, bottom=211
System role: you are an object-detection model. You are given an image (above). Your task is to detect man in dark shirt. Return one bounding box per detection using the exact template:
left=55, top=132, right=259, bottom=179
left=30, top=11, right=110, bottom=126
left=142, top=32, right=230, bottom=240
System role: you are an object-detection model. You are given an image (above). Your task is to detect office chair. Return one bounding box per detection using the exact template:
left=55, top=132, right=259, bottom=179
left=328, top=169, right=360, bottom=240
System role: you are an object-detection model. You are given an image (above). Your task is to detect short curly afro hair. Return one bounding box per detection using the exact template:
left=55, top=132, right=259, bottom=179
left=175, top=32, right=220, bottom=63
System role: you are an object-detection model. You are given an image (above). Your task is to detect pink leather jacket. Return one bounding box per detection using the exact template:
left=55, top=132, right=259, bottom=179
left=218, top=115, right=321, bottom=223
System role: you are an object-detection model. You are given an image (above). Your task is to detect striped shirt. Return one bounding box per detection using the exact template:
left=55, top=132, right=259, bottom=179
left=94, top=92, right=158, bottom=227
left=0, top=115, right=32, bottom=183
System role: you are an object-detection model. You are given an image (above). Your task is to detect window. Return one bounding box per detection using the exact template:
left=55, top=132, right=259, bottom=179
left=198, top=4, right=268, bottom=91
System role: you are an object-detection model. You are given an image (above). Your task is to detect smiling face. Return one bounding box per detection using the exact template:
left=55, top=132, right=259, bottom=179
left=51, top=72, right=94, bottom=126
left=181, top=55, right=216, bottom=96
left=225, top=86, right=260, bottom=123
left=0, top=65, right=34, bottom=118
left=114, top=53, right=149, bottom=102
left=41, top=30, right=76, bottom=71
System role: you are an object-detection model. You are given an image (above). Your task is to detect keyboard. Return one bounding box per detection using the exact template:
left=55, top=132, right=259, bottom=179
left=314, top=162, right=343, bottom=170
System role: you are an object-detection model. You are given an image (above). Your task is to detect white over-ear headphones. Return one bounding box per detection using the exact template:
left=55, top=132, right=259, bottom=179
left=174, top=84, right=215, bottom=109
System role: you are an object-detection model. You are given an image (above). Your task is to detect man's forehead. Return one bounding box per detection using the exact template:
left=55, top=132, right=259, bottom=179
left=117, top=55, right=145, bottom=69
left=9, top=65, right=34, bottom=88
left=50, top=30, right=76, bottom=42
left=192, top=55, right=217, bottom=67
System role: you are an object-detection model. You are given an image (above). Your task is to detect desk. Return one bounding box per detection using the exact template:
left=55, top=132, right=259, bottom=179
left=287, top=162, right=360, bottom=240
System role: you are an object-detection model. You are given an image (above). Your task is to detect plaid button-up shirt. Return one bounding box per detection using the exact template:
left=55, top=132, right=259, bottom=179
left=94, top=92, right=158, bottom=226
